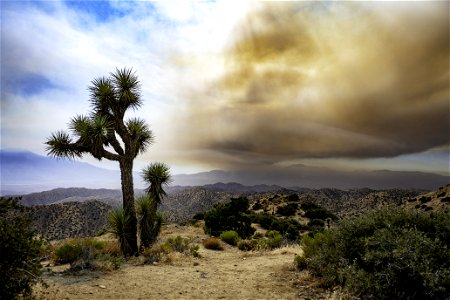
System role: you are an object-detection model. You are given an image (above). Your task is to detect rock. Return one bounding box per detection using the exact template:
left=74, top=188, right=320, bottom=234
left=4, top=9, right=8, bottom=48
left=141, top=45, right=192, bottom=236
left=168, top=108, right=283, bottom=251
left=99, top=285, right=106, bottom=289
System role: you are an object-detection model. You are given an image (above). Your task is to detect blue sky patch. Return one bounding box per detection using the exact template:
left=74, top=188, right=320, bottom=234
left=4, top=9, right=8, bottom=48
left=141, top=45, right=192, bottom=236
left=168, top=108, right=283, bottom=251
left=4, top=73, right=60, bottom=96
left=64, top=1, right=126, bottom=22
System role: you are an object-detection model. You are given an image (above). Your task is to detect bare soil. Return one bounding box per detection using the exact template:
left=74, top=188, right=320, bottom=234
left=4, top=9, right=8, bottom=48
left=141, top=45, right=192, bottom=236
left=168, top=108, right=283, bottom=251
left=33, top=225, right=334, bottom=300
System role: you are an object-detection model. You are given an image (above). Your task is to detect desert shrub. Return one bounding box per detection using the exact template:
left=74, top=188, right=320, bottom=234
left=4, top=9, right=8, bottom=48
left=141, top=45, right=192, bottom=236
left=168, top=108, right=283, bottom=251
left=250, top=212, right=274, bottom=228
left=142, top=236, right=201, bottom=263
left=0, top=197, right=44, bottom=299
left=141, top=244, right=169, bottom=264
left=252, top=201, right=263, bottom=210
left=294, top=255, right=307, bottom=270
left=202, top=237, right=223, bottom=250
left=277, top=202, right=298, bottom=216
left=204, top=197, right=255, bottom=238
left=220, top=230, right=240, bottom=246
left=288, top=193, right=300, bottom=202
left=237, top=239, right=258, bottom=251
left=261, top=230, right=283, bottom=249
left=165, top=235, right=190, bottom=253
left=303, top=207, right=336, bottom=221
left=193, top=212, right=205, bottom=220
left=190, top=244, right=201, bottom=257
left=300, top=207, right=450, bottom=299
left=308, top=219, right=325, bottom=227
left=300, top=201, right=320, bottom=210
left=52, top=238, right=121, bottom=270
left=54, top=242, right=82, bottom=264
left=250, top=212, right=303, bottom=241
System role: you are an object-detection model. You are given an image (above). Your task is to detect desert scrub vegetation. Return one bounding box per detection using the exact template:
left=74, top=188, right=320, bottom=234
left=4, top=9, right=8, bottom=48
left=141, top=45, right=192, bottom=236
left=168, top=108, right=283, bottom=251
left=276, top=202, right=299, bottom=216
left=141, top=235, right=200, bottom=264
left=250, top=212, right=304, bottom=241
left=300, top=202, right=337, bottom=221
left=202, top=237, right=224, bottom=250
left=220, top=230, right=240, bottom=246
left=297, top=207, right=450, bottom=299
left=204, top=197, right=255, bottom=238
left=0, top=197, right=44, bottom=299
left=51, top=238, right=122, bottom=271
left=237, top=230, right=284, bottom=251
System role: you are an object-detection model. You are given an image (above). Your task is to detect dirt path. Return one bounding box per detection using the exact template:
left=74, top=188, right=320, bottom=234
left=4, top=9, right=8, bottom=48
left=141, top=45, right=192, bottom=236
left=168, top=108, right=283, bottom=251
left=34, top=225, right=331, bottom=299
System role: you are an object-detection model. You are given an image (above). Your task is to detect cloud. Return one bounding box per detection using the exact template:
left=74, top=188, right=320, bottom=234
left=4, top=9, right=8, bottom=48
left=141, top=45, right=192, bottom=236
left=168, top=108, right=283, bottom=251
left=0, top=0, right=250, bottom=172
left=173, top=1, right=449, bottom=168
left=1, top=1, right=448, bottom=177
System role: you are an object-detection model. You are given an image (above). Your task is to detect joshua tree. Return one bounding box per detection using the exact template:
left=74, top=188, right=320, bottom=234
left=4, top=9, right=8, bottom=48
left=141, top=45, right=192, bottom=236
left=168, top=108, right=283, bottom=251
left=45, top=68, right=153, bottom=256
left=137, top=163, right=172, bottom=248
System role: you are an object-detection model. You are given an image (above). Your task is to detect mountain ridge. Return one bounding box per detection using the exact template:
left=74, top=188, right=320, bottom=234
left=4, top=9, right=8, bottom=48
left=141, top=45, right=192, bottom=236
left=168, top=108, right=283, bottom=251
left=1, top=150, right=449, bottom=195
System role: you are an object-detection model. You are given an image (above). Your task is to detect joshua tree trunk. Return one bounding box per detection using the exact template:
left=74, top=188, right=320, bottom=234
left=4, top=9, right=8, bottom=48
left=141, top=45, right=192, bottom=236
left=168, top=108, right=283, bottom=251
left=120, top=158, right=138, bottom=256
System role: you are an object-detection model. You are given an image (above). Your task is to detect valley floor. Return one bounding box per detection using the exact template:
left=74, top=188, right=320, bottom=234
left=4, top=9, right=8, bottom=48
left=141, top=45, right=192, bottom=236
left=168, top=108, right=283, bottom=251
left=33, top=225, right=332, bottom=300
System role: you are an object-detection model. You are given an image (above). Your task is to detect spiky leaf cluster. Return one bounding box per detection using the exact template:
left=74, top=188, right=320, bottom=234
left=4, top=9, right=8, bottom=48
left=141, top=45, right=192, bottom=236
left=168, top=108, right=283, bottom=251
left=142, top=162, right=172, bottom=204
left=46, top=68, right=152, bottom=161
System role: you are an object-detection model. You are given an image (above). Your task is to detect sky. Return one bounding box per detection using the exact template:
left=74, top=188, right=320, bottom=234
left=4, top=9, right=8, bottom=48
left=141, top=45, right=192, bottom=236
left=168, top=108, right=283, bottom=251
left=1, top=0, right=449, bottom=177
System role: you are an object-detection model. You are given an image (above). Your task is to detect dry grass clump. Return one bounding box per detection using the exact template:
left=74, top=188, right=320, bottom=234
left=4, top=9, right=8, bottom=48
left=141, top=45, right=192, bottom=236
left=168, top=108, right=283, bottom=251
left=141, top=235, right=201, bottom=265
left=202, top=237, right=223, bottom=250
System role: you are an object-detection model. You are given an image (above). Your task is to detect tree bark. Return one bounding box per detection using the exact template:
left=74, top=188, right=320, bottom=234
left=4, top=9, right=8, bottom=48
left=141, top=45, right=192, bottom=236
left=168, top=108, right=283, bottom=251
left=120, top=158, right=138, bottom=256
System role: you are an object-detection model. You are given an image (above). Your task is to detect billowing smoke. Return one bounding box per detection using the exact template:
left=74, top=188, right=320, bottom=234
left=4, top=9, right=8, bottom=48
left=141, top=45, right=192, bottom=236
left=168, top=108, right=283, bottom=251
left=175, top=1, right=449, bottom=168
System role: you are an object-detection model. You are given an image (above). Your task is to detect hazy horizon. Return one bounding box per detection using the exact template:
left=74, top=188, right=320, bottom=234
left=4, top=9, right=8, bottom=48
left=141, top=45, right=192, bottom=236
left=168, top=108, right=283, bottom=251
left=1, top=1, right=449, bottom=178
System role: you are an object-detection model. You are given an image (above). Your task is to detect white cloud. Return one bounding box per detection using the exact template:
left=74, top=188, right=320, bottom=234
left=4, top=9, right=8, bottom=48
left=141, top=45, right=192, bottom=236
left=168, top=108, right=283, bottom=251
left=1, top=0, right=253, bottom=173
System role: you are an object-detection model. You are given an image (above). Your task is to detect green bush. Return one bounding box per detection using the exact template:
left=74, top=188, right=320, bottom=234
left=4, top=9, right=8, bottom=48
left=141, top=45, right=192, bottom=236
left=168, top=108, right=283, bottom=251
left=220, top=230, right=240, bottom=246
left=277, top=202, right=298, bottom=216
left=250, top=212, right=303, bottom=241
left=54, top=242, right=82, bottom=264
left=294, top=255, right=307, bottom=270
left=288, top=193, right=300, bottom=202
left=204, top=197, right=255, bottom=238
left=260, top=230, right=284, bottom=249
left=193, top=212, right=205, bottom=220
left=303, top=207, right=336, bottom=220
left=190, top=244, right=201, bottom=258
left=300, top=207, right=450, bottom=299
left=0, top=197, right=44, bottom=299
left=52, top=238, right=121, bottom=271
left=300, top=201, right=319, bottom=210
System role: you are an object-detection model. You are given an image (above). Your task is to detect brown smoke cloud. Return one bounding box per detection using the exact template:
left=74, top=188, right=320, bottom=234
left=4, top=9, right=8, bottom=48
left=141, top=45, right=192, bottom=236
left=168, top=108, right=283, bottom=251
left=174, top=1, right=449, bottom=168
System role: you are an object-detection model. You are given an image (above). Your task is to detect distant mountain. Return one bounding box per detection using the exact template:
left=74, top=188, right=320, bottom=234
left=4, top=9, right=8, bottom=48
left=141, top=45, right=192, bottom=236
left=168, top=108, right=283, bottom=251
left=172, top=165, right=449, bottom=190
left=173, top=182, right=286, bottom=193
left=2, top=150, right=449, bottom=194
left=19, top=187, right=124, bottom=206
left=0, top=150, right=124, bottom=194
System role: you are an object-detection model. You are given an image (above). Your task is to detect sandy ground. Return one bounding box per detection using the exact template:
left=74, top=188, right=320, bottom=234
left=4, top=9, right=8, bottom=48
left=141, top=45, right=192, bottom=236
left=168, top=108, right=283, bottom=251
left=33, top=225, right=333, bottom=300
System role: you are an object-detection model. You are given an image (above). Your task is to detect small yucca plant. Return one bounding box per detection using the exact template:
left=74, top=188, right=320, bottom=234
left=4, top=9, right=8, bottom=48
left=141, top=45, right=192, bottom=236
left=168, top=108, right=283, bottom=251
left=108, top=208, right=133, bottom=256
left=135, top=195, right=163, bottom=249
left=141, top=162, right=172, bottom=205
